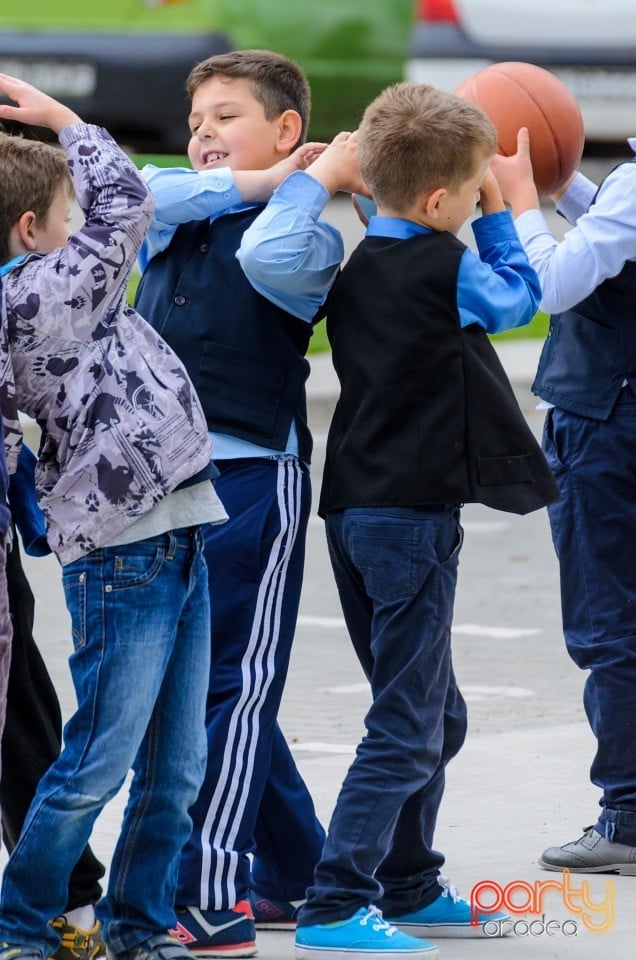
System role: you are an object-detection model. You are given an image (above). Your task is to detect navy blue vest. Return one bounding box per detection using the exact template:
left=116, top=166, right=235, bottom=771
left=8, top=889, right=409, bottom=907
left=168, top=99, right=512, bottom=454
left=135, top=207, right=313, bottom=460
left=533, top=159, right=636, bottom=419
left=319, top=231, right=559, bottom=517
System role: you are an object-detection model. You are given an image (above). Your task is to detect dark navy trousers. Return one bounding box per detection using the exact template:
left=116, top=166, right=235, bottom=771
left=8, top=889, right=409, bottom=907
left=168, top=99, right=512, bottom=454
left=299, top=506, right=467, bottom=926
left=543, top=390, right=636, bottom=844
left=176, top=457, right=325, bottom=910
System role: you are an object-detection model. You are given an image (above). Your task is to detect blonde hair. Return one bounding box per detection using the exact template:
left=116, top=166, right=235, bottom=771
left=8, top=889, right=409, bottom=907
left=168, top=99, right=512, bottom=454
left=358, top=82, right=497, bottom=212
left=0, top=134, right=71, bottom=264
left=186, top=49, right=311, bottom=147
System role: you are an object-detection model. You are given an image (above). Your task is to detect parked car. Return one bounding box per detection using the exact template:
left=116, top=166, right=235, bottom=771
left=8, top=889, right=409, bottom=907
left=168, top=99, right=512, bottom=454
left=0, top=0, right=411, bottom=152
left=407, top=0, right=636, bottom=145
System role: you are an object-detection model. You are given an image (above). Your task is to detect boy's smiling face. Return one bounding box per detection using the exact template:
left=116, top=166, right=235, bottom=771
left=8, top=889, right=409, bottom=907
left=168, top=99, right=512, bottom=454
left=187, top=75, right=291, bottom=173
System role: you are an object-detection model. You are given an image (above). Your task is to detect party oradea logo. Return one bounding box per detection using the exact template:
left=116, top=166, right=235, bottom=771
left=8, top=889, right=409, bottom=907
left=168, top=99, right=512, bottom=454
left=470, top=869, right=615, bottom=937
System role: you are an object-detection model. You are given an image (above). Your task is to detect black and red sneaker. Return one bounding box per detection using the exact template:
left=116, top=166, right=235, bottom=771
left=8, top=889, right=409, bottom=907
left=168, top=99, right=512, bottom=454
left=169, top=903, right=256, bottom=958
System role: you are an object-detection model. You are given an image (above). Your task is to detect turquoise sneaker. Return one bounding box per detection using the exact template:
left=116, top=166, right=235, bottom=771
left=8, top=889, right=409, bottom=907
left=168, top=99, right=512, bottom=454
left=294, top=906, right=438, bottom=959
left=387, top=876, right=511, bottom=939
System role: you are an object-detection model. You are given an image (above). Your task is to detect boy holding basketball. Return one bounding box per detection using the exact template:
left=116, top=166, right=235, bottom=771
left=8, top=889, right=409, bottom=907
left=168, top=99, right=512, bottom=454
left=493, top=128, right=636, bottom=875
left=238, top=81, right=559, bottom=959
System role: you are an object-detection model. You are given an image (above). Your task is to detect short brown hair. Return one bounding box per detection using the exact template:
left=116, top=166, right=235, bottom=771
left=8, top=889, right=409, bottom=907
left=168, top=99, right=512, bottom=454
left=186, top=49, right=311, bottom=147
left=358, top=82, right=498, bottom=213
left=0, top=134, right=71, bottom=264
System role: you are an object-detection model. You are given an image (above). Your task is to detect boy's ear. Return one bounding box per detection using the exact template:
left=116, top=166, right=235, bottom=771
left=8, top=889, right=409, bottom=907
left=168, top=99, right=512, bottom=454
left=275, top=109, right=303, bottom=154
left=12, top=210, right=38, bottom=252
left=421, top=187, right=447, bottom=221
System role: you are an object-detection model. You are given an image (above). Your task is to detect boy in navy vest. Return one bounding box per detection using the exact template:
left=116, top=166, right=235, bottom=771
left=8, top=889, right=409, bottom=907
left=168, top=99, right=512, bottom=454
left=493, top=128, right=636, bottom=874
left=134, top=50, right=336, bottom=956
left=238, top=82, right=559, bottom=959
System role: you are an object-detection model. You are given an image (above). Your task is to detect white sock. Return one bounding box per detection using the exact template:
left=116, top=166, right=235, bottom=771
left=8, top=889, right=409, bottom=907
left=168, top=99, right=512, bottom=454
left=64, top=905, right=97, bottom=931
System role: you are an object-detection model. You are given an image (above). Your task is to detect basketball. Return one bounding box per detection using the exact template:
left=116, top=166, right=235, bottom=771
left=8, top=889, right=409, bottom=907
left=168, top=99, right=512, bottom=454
left=454, top=61, right=585, bottom=197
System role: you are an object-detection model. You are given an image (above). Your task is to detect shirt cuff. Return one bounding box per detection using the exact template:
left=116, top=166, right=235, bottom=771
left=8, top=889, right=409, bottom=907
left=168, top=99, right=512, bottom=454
left=556, top=172, right=596, bottom=223
left=472, top=209, right=517, bottom=246
left=273, top=170, right=332, bottom=219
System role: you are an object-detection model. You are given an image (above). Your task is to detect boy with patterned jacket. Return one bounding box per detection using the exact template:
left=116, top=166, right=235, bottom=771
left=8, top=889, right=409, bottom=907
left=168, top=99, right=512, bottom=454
left=0, top=73, right=225, bottom=960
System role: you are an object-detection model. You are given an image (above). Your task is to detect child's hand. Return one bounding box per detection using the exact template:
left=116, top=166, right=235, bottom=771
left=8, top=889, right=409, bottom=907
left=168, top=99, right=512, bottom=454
left=304, top=131, right=369, bottom=197
left=0, top=73, right=80, bottom=133
left=267, top=141, right=328, bottom=190
left=232, top=142, right=329, bottom=203
left=490, top=127, right=540, bottom=216
left=478, top=168, right=505, bottom=216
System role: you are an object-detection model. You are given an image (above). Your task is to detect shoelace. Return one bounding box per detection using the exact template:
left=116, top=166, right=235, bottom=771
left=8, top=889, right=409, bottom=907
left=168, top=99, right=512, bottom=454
left=437, top=874, right=463, bottom=903
left=359, top=906, right=398, bottom=937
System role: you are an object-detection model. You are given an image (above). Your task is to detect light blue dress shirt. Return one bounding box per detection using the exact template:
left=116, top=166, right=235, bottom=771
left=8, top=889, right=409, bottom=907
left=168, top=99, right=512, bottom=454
left=514, top=138, right=636, bottom=314
left=139, top=165, right=342, bottom=459
left=240, top=171, right=540, bottom=335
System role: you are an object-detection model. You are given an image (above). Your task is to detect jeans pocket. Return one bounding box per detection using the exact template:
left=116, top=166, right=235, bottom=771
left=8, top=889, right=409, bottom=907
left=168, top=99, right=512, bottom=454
left=62, top=569, right=88, bottom=649
left=543, top=408, right=567, bottom=476
left=440, top=519, right=464, bottom=569
left=109, top=543, right=166, bottom=590
left=350, top=520, right=420, bottom=603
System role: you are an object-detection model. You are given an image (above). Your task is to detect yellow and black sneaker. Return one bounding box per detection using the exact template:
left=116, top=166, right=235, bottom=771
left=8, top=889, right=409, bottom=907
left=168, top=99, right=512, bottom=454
left=50, top=917, right=105, bottom=960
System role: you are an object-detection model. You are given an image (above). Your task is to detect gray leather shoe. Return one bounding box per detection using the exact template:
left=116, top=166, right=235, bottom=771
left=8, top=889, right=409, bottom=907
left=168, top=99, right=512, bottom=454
left=540, top=826, right=636, bottom=875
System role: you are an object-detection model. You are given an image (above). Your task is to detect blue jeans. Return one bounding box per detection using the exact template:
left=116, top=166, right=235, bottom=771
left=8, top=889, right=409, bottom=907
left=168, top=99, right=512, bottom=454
left=0, top=529, right=210, bottom=957
left=544, top=393, right=636, bottom=843
left=298, top=506, right=467, bottom=927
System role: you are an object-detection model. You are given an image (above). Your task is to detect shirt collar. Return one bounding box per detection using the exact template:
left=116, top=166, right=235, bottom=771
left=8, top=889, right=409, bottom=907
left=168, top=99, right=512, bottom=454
left=0, top=254, right=28, bottom=278
left=365, top=216, right=432, bottom=240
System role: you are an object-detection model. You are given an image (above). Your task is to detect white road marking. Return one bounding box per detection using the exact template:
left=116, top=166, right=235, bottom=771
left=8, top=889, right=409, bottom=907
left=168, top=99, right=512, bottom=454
left=319, top=682, right=534, bottom=700
left=462, top=684, right=534, bottom=701
left=299, top=617, right=541, bottom=640
left=453, top=624, right=541, bottom=639
left=298, top=614, right=346, bottom=628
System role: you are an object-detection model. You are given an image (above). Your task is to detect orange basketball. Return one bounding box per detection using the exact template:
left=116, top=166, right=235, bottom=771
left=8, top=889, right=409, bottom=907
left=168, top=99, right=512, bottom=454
left=454, top=61, right=585, bottom=197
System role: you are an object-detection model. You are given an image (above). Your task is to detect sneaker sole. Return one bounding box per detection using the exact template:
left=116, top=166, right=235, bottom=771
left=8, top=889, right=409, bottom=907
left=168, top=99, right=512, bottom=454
left=539, top=858, right=636, bottom=876
left=294, top=945, right=438, bottom=960
left=393, top=921, right=510, bottom=939
left=186, top=946, right=257, bottom=959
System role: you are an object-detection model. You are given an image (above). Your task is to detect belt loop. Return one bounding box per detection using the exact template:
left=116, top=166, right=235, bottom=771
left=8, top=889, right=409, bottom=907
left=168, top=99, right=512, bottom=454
left=166, top=532, right=176, bottom=560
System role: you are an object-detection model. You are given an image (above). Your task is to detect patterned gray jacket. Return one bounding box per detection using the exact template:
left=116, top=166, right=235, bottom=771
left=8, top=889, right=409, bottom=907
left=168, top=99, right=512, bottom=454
left=0, top=123, right=213, bottom=565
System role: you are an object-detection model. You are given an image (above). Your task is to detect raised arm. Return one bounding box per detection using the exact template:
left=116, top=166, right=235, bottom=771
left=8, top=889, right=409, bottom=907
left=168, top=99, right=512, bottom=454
left=492, top=128, right=636, bottom=313
left=0, top=74, right=154, bottom=341
left=139, top=141, right=327, bottom=269
left=237, top=132, right=365, bottom=321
